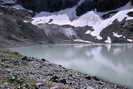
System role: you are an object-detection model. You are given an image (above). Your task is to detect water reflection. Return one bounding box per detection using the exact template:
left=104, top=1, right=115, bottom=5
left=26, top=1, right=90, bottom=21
left=10, top=44, right=133, bottom=88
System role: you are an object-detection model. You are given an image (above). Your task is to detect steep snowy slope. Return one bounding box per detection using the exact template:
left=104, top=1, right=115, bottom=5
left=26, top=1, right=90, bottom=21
left=31, top=1, right=133, bottom=43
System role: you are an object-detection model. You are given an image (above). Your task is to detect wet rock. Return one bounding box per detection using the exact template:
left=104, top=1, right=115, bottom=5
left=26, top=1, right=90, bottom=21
left=91, top=76, right=101, bottom=81
left=59, top=79, right=67, bottom=84
left=21, top=56, right=28, bottom=60
left=127, top=11, right=133, bottom=17
left=50, top=76, right=59, bottom=82
left=41, top=58, right=46, bottom=62
left=85, top=76, right=100, bottom=81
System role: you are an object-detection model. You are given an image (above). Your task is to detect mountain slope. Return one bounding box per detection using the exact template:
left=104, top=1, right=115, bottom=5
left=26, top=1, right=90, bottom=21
left=31, top=1, right=133, bottom=43
left=0, top=6, right=49, bottom=47
left=1, top=0, right=133, bottom=44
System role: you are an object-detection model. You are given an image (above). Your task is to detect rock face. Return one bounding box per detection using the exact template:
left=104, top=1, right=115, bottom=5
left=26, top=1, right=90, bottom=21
left=76, top=0, right=130, bottom=16
left=0, top=6, right=48, bottom=47
left=76, top=0, right=95, bottom=16
left=131, top=0, right=133, bottom=4
left=17, top=0, right=79, bottom=12
left=95, top=0, right=129, bottom=12
left=37, top=24, right=102, bottom=43
left=100, top=19, right=133, bottom=43
left=16, top=0, right=131, bottom=16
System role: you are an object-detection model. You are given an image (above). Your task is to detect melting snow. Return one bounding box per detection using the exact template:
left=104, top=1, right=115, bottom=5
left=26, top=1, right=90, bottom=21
left=105, top=37, right=112, bottom=43
left=74, top=39, right=92, bottom=43
left=32, top=14, right=71, bottom=25
left=60, top=28, right=77, bottom=38
left=32, top=2, right=133, bottom=41
left=113, top=32, right=123, bottom=38
left=85, top=30, right=92, bottom=34
left=127, top=39, right=133, bottom=42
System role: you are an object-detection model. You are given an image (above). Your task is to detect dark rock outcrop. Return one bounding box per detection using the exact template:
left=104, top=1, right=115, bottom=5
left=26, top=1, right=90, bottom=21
left=0, top=6, right=33, bottom=20
left=17, top=0, right=79, bottom=12
left=76, top=0, right=95, bottom=16
left=0, top=6, right=48, bottom=47
left=100, top=19, right=133, bottom=43
left=38, top=24, right=102, bottom=43
left=76, top=0, right=130, bottom=16
left=95, top=0, right=129, bottom=12
left=131, top=0, right=133, bottom=5
left=37, top=24, right=78, bottom=43
left=127, top=11, right=133, bottom=17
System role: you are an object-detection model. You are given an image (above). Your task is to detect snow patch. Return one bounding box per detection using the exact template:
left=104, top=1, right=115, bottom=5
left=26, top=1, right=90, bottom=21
left=74, top=39, right=92, bottom=43
left=32, top=14, right=71, bottom=25
left=85, top=30, right=92, bottom=34
left=71, top=11, right=102, bottom=27
left=113, top=32, right=123, bottom=38
left=127, top=39, right=133, bottom=42
left=90, top=8, right=133, bottom=39
left=105, top=37, right=112, bottom=43
left=12, top=4, right=25, bottom=10
left=23, top=20, right=29, bottom=23
left=60, top=28, right=77, bottom=38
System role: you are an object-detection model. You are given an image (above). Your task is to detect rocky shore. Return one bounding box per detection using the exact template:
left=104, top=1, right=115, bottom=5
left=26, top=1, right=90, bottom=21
left=0, top=49, right=128, bottom=89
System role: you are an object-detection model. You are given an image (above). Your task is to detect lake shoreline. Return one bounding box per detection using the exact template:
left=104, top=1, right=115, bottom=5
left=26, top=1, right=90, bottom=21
left=8, top=42, right=133, bottom=49
left=0, top=49, right=129, bottom=89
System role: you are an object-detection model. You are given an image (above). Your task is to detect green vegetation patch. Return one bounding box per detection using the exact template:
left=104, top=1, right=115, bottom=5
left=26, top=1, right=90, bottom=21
left=0, top=48, right=23, bottom=57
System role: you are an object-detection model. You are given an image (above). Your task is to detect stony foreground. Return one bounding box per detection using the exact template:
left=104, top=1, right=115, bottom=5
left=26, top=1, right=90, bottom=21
left=0, top=49, right=128, bottom=89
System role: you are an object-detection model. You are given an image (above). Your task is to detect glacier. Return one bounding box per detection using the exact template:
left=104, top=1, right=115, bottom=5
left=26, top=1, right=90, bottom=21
left=31, top=1, right=133, bottom=43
